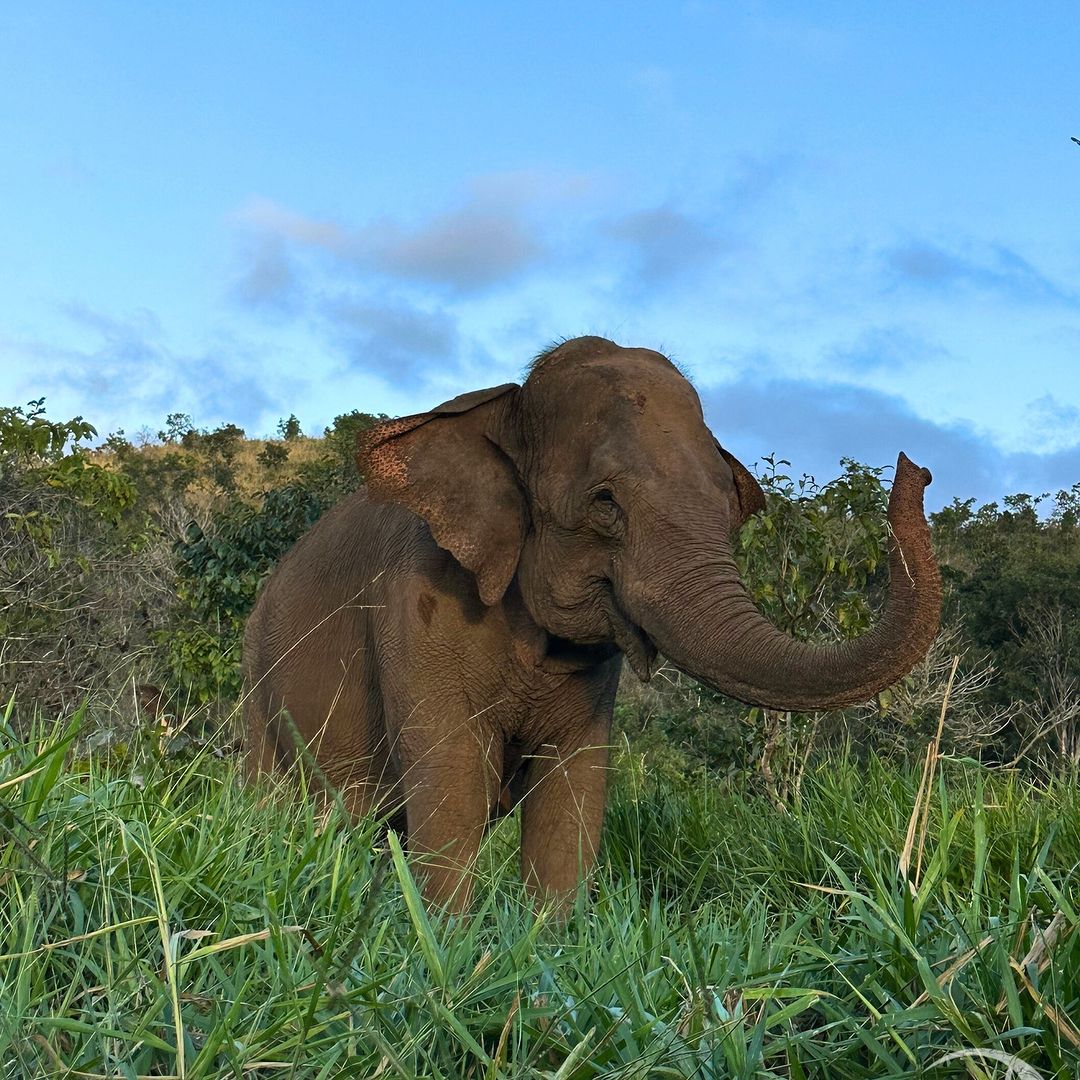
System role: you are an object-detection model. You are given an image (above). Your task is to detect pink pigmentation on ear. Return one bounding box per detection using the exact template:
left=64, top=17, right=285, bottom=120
left=357, top=384, right=526, bottom=606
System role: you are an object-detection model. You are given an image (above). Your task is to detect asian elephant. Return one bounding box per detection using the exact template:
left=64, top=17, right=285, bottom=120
left=243, top=336, right=941, bottom=913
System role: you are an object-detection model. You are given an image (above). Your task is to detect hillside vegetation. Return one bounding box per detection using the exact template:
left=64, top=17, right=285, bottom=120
left=1, top=399, right=1078, bottom=1077
left=4, top=398, right=1076, bottom=780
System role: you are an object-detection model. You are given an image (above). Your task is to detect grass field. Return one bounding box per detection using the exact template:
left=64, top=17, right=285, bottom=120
left=1, top=704, right=1077, bottom=1078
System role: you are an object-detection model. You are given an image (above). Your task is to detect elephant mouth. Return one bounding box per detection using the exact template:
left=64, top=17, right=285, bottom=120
left=541, top=635, right=621, bottom=672
left=603, top=585, right=658, bottom=681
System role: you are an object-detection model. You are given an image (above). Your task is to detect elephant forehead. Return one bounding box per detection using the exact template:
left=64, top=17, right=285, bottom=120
left=541, top=363, right=702, bottom=428
left=536, top=420, right=726, bottom=507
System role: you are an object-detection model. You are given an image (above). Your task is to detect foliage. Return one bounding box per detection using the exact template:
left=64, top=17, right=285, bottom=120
left=256, top=440, right=290, bottom=472
left=0, top=714, right=1076, bottom=1077
left=292, top=407, right=386, bottom=503
left=167, top=484, right=329, bottom=701
left=157, top=411, right=195, bottom=444
left=112, top=419, right=250, bottom=504
left=0, top=402, right=150, bottom=717
left=178, top=422, right=247, bottom=494
left=932, top=488, right=1080, bottom=770
left=843, top=621, right=1016, bottom=763
left=932, top=489, right=1080, bottom=701
left=0, top=398, right=96, bottom=463
left=615, top=665, right=747, bottom=778
left=0, top=395, right=390, bottom=715
left=101, top=429, right=200, bottom=514
left=277, top=413, right=303, bottom=440
left=0, top=399, right=134, bottom=524
left=737, top=455, right=890, bottom=640
left=5, top=390, right=1080, bottom=780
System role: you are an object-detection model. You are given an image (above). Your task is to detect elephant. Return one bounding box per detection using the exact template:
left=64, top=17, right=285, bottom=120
left=243, top=336, right=941, bottom=913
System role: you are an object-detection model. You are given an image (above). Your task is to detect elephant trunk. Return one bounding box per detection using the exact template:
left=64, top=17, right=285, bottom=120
left=628, top=453, right=942, bottom=712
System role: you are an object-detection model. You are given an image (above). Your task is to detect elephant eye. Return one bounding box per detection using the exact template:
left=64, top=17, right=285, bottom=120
left=588, top=488, right=622, bottom=534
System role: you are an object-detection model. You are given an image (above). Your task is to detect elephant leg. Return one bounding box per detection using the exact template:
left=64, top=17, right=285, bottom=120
left=519, top=739, right=610, bottom=912
left=399, top=727, right=502, bottom=915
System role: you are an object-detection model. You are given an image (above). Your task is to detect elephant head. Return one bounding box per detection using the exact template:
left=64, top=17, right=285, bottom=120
left=359, top=336, right=941, bottom=711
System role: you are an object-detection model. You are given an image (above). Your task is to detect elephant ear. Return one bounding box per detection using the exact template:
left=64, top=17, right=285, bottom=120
left=716, top=443, right=766, bottom=529
left=358, top=384, right=525, bottom=606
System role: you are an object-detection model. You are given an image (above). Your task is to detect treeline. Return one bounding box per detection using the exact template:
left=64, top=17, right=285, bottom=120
left=0, top=403, right=380, bottom=722
left=1, top=400, right=1078, bottom=790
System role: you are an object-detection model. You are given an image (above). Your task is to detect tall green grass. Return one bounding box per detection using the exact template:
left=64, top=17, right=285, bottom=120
left=0, top=706, right=1076, bottom=1078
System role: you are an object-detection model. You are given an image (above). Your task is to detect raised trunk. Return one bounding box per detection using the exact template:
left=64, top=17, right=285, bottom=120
left=634, top=453, right=942, bottom=712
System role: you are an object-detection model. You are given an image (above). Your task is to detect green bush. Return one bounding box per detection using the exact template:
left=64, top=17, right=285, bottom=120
left=0, top=399, right=135, bottom=523
left=168, top=484, right=329, bottom=701
left=256, top=441, right=290, bottom=472
left=736, top=456, right=890, bottom=640
left=277, top=413, right=303, bottom=440
left=0, top=401, right=151, bottom=718
left=933, top=490, right=1080, bottom=703
left=930, top=488, right=1080, bottom=772
left=291, top=407, right=386, bottom=503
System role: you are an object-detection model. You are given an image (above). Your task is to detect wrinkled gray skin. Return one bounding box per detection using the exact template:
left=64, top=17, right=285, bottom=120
left=244, top=337, right=941, bottom=913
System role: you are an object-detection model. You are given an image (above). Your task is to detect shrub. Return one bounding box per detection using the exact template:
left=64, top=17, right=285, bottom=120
left=277, top=413, right=303, bottom=440
left=932, top=488, right=1080, bottom=770
left=0, top=401, right=157, bottom=719
left=719, top=457, right=893, bottom=798
left=292, top=408, right=386, bottom=503
left=167, top=484, right=329, bottom=702
left=257, top=441, right=290, bottom=472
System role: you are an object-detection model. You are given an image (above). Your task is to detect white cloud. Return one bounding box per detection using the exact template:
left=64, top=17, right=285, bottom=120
left=883, top=240, right=1077, bottom=305
left=322, top=295, right=460, bottom=378
left=233, top=186, right=551, bottom=295
left=9, top=305, right=279, bottom=435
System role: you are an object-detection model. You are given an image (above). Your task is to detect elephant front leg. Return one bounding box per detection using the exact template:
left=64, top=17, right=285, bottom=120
left=399, top=728, right=502, bottom=915
left=519, top=740, right=610, bottom=912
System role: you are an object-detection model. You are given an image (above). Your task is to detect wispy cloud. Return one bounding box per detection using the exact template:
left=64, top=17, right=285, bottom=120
left=231, top=171, right=594, bottom=296
left=883, top=240, right=1076, bottom=305
left=718, top=153, right=801, bottom=215
left=11, top=305, right=277, bottom=433
left=826, top=324, right=948, bottom=377
left=1020, top=393, right=1080, bottom=454
left=214, top=170, right=1080, bottom=507
left=602, top=206, right=729, bottom=293
left=231, top=234, right=301, bottom=312
left=364, top=207, right=543, bottom=291
left=321, top=295, right=460, bottom=378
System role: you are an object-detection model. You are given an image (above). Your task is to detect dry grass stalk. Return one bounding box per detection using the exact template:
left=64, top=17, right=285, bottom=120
left=899, top=654, right=959, bottom=889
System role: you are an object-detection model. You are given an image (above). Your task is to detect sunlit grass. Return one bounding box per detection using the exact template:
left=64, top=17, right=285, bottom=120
left=0, top=702, right=1076, bottom=1078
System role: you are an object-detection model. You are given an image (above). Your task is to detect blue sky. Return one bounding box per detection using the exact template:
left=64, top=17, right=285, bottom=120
left=2, top=2, right=1079, bottom=508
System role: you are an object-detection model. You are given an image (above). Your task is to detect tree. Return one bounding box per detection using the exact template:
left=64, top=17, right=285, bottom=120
left=931, top=489, right=1080, bottom=728
left=277, top=414, right=303, bottom=441
left=168, top=484, right=328, bottom=701
left=257, top=442, right=290, bottom=471
left=1, top=400, right=143, bottom=716
left=157, top=412, right=194, bottom=444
